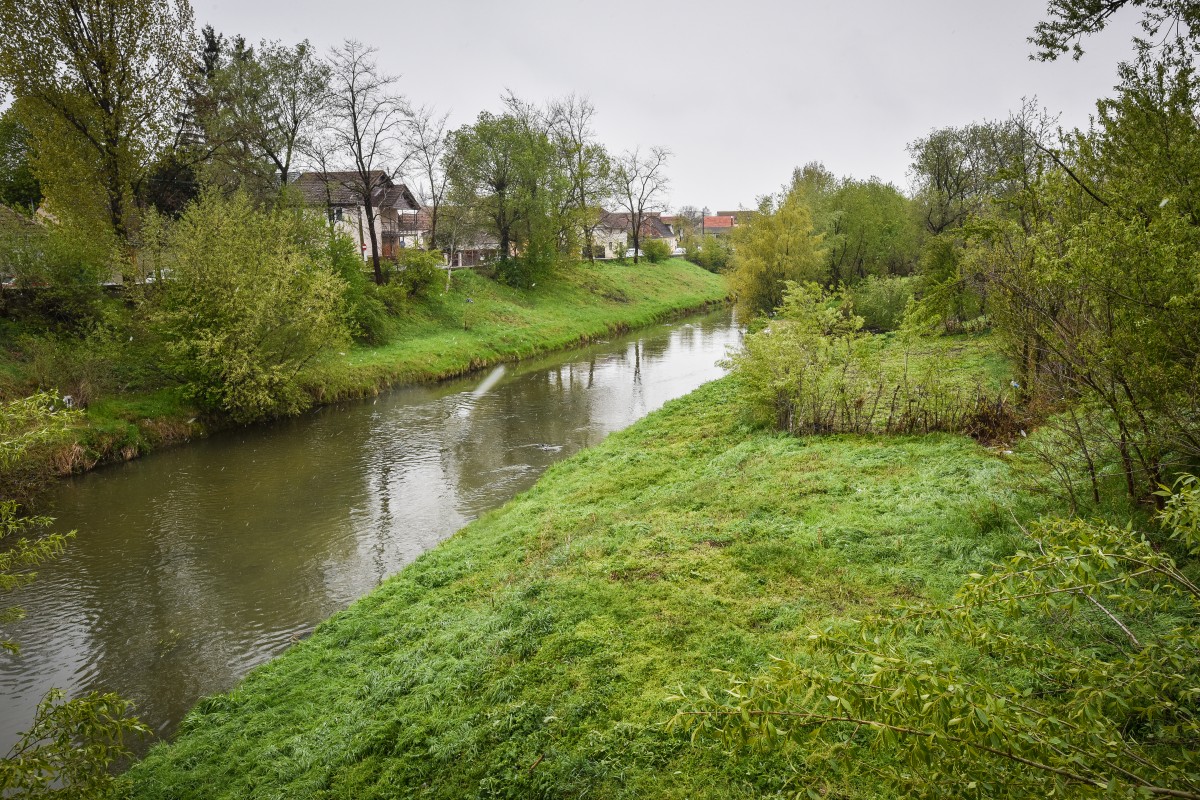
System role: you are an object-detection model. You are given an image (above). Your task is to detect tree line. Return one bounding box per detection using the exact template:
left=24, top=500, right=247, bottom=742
left=0, top=0, right=674, bottom=290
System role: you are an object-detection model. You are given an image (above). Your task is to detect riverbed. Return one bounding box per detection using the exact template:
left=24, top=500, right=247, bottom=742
left=0, top=309, right=741, bottom=752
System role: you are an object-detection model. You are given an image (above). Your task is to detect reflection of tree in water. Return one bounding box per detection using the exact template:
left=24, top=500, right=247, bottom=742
left=439, top=362, right=601, bottom=515
left=0, top=309, right=741, bottom=756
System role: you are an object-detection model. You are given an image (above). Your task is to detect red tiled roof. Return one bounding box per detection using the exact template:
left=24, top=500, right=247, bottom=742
left=703, top=215, right=735, bottom=228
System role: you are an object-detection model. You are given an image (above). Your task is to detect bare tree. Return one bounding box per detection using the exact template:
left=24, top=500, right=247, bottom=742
left=611, top=146, right=670, bottom=264
left=404, top=104, right=449, bottom=250
left=549, top=94, right=610, bottom=262
left=323, top=40, right=409, bottom=284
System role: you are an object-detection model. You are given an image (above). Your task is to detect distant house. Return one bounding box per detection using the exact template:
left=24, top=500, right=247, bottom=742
left=293, top=171, right=423, bottom=260
left=716, top=209, right=758, bottom=226
left=701, top=215, right=737, bottom=236
left=594, top=211, right=678, bottom=258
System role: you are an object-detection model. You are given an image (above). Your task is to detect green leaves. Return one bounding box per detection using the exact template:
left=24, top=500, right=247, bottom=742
left=154, top=191, right=351, bottom=423
left=673, top=481, right=1200, bottom=798
left=1, top=688, right=150, bottom=798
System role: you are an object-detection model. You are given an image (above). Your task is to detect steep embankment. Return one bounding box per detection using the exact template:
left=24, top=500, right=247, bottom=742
left=127, top=341, right=1041, bottom=799
left=71, top=258, right=729, bottom=469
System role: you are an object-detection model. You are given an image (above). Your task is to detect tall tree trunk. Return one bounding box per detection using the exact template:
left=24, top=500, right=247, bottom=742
left=364, top=195, right=383, bottom=284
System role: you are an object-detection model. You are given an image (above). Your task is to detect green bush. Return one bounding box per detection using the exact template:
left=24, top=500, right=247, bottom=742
left=694, top=235, right=731, bottom=272
left=0, top=217, right=110, bottom=333
left=640, top=238, right=671, bottom=263
left=849, top=274, right=916, bottom=332
left=328, top=235, right=392, bottom=344
left=389, top=248, right=443, bottom=299
left=727, top=281, right=1010, bottom=437
left=154, top=192, right=350, bottom=423
left=17, top=332, right=114, bottom=407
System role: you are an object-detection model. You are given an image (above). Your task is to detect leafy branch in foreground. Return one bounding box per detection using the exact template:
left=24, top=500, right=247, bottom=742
left=670, top=479, right=1200, bottom=799
left=1, top=393, right=148, bottom=797
left=1, top=689, right=150, bottom=799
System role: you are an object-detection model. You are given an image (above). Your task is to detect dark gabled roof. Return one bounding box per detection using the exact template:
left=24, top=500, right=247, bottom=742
left=380, top=184, right=421, bottom=211
left=292, top=171, right=419, bottom=211
left=598, top=210, right=675, bottom=239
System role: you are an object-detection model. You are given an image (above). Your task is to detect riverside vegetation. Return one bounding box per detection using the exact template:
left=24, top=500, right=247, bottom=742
left=6, top=0, right=1200, bottom=797
left=0, top=241, right=726, bottom=478
left=125, top=334, right=1037, bottom=799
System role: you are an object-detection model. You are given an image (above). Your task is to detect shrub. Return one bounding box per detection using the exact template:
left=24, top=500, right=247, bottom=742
left=849, top=274, right=916, bottom=332
left=727, top=281, right=1009, bottom=437
left=328, top=234, right=392, bottom=344
left=389, top=248, right=443, bottom=299
left=695, top=235, right=731, bottom=272
left=155, top=192, right=350, bottom=423
left=0, top=217, right=110, bottom=333
left=640, top=238, right=671, bottom=263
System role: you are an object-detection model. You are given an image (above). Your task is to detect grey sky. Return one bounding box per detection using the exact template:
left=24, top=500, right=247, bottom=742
left=194, top=0, right=1137, bottom=210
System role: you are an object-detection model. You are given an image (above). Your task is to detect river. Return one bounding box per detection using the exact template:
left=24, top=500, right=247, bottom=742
left=0, top=308, right=741, bottom=753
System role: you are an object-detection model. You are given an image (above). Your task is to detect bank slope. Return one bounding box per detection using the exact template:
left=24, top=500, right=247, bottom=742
left=75, top=258, right=728, bottom=467
left=126, top=369, right=1039, bottom=799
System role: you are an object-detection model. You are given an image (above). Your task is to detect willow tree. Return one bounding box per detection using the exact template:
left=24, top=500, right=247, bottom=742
left=729, top=188, right=825, bottom=316
left=0, top=0, right=194, bottom=253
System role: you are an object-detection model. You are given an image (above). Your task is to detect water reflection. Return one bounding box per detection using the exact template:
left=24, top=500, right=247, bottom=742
left=0, top=310, right=740, bottom=751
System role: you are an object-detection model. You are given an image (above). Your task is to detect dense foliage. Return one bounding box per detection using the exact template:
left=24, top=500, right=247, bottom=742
left=154, top=192, right=350, bottom=422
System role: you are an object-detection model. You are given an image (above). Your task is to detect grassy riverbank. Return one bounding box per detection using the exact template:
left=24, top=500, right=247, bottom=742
left=126, top=335, right=1049, bottom=799
left=3, top=258, right=728, bottom=474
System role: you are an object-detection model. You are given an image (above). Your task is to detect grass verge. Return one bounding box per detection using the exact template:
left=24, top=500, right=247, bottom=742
left=125, top=336, right=1049, bottom=799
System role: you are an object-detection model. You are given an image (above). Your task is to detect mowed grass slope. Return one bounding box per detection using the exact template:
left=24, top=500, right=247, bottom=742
left=302, top=258, right=727, bottom=402
left=127, top=341, right=1041, bottom=799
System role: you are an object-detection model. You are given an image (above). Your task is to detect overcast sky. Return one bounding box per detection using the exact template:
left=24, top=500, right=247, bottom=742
left=193, top=0, right=1138, bottom=211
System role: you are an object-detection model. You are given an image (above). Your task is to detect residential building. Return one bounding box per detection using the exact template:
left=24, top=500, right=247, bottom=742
left=293, top=171, right=423, bottom=260
left=594, top=211, right=678, bottom=258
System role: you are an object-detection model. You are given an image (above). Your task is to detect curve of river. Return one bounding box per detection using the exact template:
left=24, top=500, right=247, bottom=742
left=0, top=308, right=741, bottom=753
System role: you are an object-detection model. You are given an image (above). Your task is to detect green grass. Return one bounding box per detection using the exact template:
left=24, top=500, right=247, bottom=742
left=125, top=336, right=1050, bottom=799
left=302, top=259, right=728, bottom=402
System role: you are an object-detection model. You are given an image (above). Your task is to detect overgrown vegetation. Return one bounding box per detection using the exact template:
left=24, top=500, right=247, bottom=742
left=124, top=352, right=1040, bottom=798
left=0, top=257, right=727, bottom=471
left=728, top=282, right=1013, bottom=439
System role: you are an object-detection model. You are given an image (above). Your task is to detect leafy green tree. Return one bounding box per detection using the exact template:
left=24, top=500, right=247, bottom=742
left=154, top=191, right=350, bottom=422
left=0, top=0, right=195, bottom=250
left=0, top=105, right=40, bottom=212
left=191, top=33, right=330, bottom=199
left=824, top=178, right=921, bottom=284
left=672, top=479, right=1200, bottom=799
left=445, top=101, right=565, bottom=286
left=728, top=188, right=825, bottom=316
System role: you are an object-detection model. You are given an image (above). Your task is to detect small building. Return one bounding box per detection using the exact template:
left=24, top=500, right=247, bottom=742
left=594, top=211, right=678, bottom=258
left=293, top=171, right=423, bottom=260
left=701, top=215, right=737, bottom=236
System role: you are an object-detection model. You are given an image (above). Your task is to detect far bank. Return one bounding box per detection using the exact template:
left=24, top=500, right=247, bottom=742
left=5, top=258, right=729, bottom=477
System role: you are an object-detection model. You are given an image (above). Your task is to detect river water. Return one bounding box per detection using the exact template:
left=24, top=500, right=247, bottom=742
left=0, top=309, right=741, bottom=753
